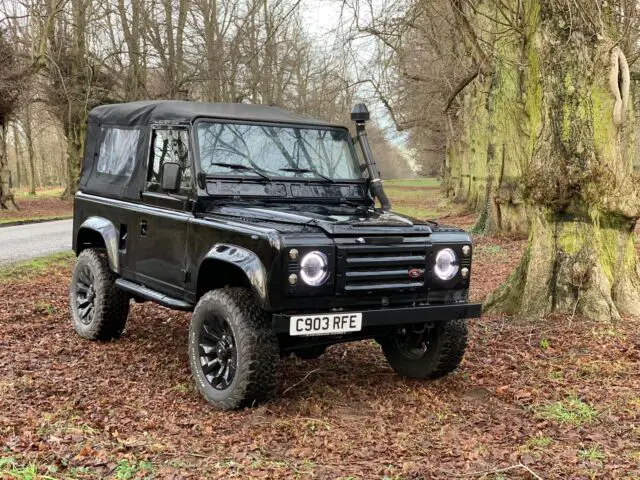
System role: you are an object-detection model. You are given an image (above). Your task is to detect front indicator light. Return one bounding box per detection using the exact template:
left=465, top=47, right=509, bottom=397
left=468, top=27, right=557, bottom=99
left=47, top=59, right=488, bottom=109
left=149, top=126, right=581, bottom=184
left=461, top=267, right=469, bottom=279
left=299, top=251, right=329, bottom=286
left=288, top=273, right=298, bottom=285
left=434, top=248, right=459, bottom=281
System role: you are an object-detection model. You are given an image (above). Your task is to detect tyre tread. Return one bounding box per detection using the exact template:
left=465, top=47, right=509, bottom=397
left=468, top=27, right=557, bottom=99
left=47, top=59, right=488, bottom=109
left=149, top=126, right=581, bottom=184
left=70, top=249, right=129, bottom=340
left=381, top=319, right=468, bottom=379
left=190, top=288, right=278, bottom=410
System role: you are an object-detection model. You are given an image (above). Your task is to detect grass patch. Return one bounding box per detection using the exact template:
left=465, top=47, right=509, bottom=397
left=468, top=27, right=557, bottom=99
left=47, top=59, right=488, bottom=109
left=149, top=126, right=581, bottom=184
left=525, top=436, right=553, bottom=449
left=113, top=459, right=154, bottom=479
left=0, top=215, right=72, bottom=225
left=578, top=445, right=606, bottom=463
left=14, top=187, right=65, bottom=199
left=385, top=187, right=439, bottom=205
left=0, top=251, right=75, bottom=282
left=0, top=457, right=58, bottom=480
left=385, top=178, right=440, bottom=188
left=476, top=245, right=504, bottom=255
left=537, top=396, right=598, bottom=426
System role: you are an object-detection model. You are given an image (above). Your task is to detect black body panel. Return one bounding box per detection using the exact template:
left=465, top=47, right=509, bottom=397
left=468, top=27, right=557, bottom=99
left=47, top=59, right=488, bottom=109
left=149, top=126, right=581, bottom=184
left=73, top=101, right=479, bottom=345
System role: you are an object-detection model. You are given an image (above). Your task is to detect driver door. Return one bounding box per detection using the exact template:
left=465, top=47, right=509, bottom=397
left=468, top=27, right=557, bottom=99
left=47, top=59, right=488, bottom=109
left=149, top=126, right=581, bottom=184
left=134, top=125, right=193, bottom=297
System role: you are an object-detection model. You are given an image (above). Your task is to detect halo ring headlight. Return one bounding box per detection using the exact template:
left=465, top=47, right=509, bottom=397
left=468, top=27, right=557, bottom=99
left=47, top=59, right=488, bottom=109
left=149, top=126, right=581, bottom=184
left=434, top=248, right=459, bottom=281
left=299, top=251, right=329, bottom=286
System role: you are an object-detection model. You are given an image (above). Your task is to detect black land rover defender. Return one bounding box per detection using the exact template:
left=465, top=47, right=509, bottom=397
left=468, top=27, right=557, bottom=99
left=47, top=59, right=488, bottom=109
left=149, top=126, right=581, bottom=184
left=70, top=100, right=481, bottom=410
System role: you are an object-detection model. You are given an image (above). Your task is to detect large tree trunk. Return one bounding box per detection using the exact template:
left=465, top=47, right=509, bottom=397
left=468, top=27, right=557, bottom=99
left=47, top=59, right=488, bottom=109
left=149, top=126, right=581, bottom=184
left=443, top=2, right=529, bottom=235
left=61, top=120, right=85, bottom=199
left=0, top=125, right=18, bottom=210
left=24, top=105, right=36, bottom=195
left=485, top=2, right=640, bottom=321
left=11, top=123, right=22, bottom=189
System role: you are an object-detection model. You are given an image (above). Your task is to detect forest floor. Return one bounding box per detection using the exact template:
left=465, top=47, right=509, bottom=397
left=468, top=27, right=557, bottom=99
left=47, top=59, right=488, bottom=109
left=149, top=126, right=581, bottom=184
left=0, top=188, right=72, bottom=226
left=1, top=179, right=639, bottom=479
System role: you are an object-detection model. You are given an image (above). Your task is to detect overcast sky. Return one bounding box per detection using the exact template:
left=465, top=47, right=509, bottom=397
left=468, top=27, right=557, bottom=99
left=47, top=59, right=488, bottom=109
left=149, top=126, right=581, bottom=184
left=300, top=0, right=410, bottom=151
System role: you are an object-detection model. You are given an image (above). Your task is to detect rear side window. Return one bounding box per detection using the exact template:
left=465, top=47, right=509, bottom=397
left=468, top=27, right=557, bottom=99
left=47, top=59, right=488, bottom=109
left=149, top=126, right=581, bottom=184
left=97, top=127, right=140, bottom=176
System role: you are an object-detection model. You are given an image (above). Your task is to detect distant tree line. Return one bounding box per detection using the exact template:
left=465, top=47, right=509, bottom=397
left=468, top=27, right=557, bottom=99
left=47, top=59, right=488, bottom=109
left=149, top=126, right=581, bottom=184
left=0, top=0, right=414, bottom=208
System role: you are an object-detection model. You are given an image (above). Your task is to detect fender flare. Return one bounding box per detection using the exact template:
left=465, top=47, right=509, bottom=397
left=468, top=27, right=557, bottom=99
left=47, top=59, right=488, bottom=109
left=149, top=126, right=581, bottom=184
left=77, top=216, right=120, bottom=273
left=201, top=244, right=269, bottom=308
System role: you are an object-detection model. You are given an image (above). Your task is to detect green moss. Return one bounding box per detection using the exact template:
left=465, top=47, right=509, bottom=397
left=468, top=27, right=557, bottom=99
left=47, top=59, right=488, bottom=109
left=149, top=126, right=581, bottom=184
left=557, top=222, right=580, bottom=254
left=525, top=1, right=542, bottom=159
left=590, top=83, right=620, bottom=170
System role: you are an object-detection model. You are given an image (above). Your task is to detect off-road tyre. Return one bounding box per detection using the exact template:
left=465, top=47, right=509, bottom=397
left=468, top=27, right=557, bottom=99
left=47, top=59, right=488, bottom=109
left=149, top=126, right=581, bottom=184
left=69, top=249, right=129, bottom=340
left=188, top=287, right=279, bottom=410
left=293, top=345, right=327, bottom=360
left=380, top=319, right=468, bottom=379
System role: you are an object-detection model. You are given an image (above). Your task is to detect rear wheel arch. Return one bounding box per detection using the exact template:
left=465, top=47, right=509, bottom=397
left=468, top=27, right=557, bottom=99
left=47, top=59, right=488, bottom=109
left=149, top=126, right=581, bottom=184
left=75, top=217, right=119, bottom=273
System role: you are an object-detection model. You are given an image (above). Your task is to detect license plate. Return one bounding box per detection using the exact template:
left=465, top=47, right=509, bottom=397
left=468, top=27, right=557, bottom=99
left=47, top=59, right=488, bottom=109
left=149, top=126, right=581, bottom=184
left=289, top=312, right=363, bottom=336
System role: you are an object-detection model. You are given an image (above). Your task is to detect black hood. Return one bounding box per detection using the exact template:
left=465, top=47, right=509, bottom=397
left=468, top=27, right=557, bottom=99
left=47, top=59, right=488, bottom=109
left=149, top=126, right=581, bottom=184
left=202, top=203, right=433, bottom=236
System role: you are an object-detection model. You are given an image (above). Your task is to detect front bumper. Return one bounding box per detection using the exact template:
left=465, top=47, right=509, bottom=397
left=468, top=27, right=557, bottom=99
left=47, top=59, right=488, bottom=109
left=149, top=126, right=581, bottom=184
left=271, top=303, right=482, bottom=334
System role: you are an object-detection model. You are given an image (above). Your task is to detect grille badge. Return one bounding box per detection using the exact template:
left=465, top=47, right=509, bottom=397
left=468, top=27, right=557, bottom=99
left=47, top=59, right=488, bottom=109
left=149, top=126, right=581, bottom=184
left=355, top=237, right=365, bottom=244
left=408, top=268, right=425, bottom=279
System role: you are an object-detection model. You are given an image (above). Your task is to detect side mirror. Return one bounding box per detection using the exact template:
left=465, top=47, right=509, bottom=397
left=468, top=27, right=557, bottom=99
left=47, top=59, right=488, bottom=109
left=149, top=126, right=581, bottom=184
left=161, top=162, right=181, bottom=191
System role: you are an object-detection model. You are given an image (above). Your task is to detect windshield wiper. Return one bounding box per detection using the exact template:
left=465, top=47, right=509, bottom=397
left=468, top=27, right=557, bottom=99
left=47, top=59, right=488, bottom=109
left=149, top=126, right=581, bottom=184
left=279, top=167, right=334, bottom=183
left=211, top=162, right=272, bottom=181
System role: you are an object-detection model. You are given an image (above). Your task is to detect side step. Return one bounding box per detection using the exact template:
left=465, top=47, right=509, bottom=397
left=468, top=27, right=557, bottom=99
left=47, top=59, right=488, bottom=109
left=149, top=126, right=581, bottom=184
left=115, top=278, right=194, bottom=311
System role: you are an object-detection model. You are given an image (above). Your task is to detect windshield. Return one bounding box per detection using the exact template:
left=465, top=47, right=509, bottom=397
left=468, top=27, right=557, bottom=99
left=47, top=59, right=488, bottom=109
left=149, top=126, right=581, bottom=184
left=196, top=122, right=362, bottom=181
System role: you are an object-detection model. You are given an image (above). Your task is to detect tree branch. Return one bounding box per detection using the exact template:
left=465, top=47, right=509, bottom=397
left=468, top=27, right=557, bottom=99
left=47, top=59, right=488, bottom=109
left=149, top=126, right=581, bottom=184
left=443, top=68, right=480, bottom=112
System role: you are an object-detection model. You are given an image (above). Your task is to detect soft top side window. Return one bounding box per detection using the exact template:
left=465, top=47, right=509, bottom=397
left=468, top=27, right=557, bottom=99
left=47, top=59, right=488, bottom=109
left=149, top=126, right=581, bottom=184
left=147, top=127, right=192, bottom=194
left=97, top=127, right=141, bottom=176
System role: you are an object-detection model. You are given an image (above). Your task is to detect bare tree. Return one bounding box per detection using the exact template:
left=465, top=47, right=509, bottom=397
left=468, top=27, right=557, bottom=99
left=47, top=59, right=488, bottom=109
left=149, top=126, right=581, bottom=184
left=0, top=27, right=31, bottom=210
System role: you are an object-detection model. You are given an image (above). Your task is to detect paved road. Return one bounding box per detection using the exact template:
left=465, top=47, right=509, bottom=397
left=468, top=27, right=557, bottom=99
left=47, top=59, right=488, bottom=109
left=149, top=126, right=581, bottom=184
left=0, top=219, right=73, bottom=266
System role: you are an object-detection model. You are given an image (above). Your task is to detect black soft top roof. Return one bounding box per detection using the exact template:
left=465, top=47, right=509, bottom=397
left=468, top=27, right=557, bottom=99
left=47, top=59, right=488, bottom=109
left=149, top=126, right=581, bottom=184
left=88, top=100, right=343, bottom=128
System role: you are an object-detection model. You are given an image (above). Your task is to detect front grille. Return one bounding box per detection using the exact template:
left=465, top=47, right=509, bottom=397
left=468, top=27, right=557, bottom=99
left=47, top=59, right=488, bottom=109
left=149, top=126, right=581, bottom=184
left=336, top=244, right=428, bottom=294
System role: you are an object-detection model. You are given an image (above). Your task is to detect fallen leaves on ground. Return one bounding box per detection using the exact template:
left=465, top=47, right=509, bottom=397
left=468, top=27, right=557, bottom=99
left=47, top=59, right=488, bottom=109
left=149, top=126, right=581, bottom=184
left=1, top=231, right=638, bottom=479
left=0, top=196, right=72, bottom=225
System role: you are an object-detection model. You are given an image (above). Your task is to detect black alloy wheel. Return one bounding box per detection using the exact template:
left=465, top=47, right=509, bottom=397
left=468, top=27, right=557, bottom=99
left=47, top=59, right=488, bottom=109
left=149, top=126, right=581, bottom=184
left=188, top=288, right=279, bottom=410
left=69, top=248, right=129, bottom=340
left=379, top=319, right=468, bottom=380
left=75, top=264, right=97, bottom=325
left=199, top=314, right=237, bottom=390
left=392, top=324, right=435, bottom=359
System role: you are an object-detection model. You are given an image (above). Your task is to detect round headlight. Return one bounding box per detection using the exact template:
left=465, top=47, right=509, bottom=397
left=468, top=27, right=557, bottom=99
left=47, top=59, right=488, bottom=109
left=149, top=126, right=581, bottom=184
left=299, top=251, right=329, bottom=286
left=434, top=248, right=459, bottom=281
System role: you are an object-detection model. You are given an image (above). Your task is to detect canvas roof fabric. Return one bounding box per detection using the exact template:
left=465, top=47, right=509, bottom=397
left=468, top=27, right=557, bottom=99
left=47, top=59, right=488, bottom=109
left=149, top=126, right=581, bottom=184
left=88, top=100, right=342, bottom=128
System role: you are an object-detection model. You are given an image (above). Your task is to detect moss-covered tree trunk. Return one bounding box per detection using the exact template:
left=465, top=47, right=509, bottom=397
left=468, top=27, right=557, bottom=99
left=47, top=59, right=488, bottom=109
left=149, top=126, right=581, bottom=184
left=485, top=1, right=640, bottom=321
left=443, top=1, right=529, bottom=235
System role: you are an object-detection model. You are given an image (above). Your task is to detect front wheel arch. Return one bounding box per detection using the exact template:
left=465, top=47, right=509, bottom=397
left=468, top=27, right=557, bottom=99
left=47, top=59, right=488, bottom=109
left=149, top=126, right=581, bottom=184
left=198, top=244, right=270, bottom=308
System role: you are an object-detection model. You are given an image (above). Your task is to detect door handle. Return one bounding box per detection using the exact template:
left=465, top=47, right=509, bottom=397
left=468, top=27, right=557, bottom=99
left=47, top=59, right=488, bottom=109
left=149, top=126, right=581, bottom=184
left=140, top=220, right=148, bottom=236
